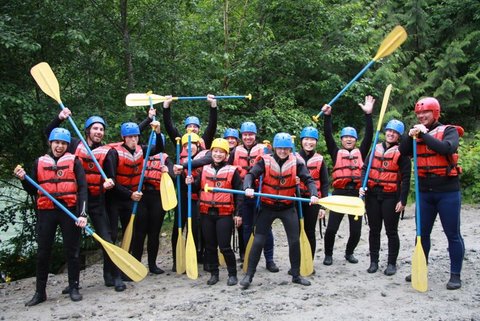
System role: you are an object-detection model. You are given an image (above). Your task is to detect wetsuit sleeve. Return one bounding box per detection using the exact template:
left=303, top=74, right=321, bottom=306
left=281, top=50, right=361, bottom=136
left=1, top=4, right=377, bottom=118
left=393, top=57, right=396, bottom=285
left=243, top=159, right=265, bottom=189
left=297, top=161, right=318, bottom=197
left=419, top=126, right=459, bottom=154
left=398, top=134, right=413, bottom=157
left=202, top=107, right=218, bottom=149
left=324, top=115, right=339, bottom=162
left=138, top=117, right=152, bottom=132
left=397, top=154, right=411, bottom=206
left=319, top=161, right=329, bottom=197
left=232, top=169, right=244, bottom=216
left=162, top=107, right=182, bottom=146
left=359, top=113, right=374, bottom=159
left=182, top=152, right=213, bottom=169
left=74, top=157, right=88, bottom=215
left=103, top=149, right=116, bottom=179
left=164, top=156, right=175, bottom=180
left=190, top=170, right=202, bottom=193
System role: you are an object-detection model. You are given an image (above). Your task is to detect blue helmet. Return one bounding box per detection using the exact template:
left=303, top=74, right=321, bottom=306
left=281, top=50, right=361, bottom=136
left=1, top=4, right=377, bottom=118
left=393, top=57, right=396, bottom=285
left=121, top=122, right=140, bottom=137
left=273, top=132, right=293, bottom=149
left=84, top=116, right=106, bottom=130
left=385, top=119, right=405, bottom=135
left=340, top=127, right=358, bottom=139
left=49, top=128, right=71, bottom=144
left=300, top=126, right=319, bottom=140
left=240, top=121, right=257, bottom=134
left=223, top=128, right=240, bottom=139
left=184, top=116, right=200, bottom=128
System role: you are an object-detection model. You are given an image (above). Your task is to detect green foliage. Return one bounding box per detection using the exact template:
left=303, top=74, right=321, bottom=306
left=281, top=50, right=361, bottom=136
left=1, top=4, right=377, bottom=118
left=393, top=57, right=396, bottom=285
left=458, top=133, right=480, bottom=203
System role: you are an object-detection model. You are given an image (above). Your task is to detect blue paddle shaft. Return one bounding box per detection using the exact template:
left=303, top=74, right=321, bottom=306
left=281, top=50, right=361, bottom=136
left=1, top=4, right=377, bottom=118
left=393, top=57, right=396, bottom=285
left=292, top=143, right=305, bottom=219
left=24, top=174, right=94, bottom=235
left=176, top=140, right=182, bottom=228
left=316, top=60, right=376, bottom=117
left=361, top=131, right=381, bottom=190
left=209, top=186, right=313, bottom=204
left=58, top=102, right=108, bottom=180
left=187, top=135, right=192, bottom=219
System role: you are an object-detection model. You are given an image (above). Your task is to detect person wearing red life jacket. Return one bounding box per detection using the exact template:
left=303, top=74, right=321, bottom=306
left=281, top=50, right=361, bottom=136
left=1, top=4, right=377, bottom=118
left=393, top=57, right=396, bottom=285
left=45, top=108, right=155, bottom=291
left=359, top=120, right=411, bottom=276
left=399, top=97, right=464, bottom=290
left=186, top=138, right=244, bottom=286
left=132, top=133, right=174, bottom=274
left=162, top=94, right=218, bottom=149
left=171, top=132, right=206, bottom=271
left=240, top=133, right=319, bottom=289
left=14, top=128, right=88, bottom=306
left=296, top=127, right=329, bottom=263
left=321, top=96, right=374, bottom=266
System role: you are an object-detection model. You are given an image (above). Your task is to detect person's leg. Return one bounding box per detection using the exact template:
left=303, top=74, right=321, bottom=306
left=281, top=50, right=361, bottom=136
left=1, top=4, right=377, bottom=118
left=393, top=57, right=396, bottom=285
left=145, top=192, right=166, bottom=273
left=303, top=203, right=320, bottom=259
left=217, top=216, right=237, bottom=285
left=382, top=197, right=400, bottom=275
left=366, top=196, right=382, bottom=272
left=59, top=210, right=82, bottom=301
left=323, top=211, right=344, bottom=264
left=201, top=214, right=219, bottom=284
left=345, top=212, right=363, bottom=262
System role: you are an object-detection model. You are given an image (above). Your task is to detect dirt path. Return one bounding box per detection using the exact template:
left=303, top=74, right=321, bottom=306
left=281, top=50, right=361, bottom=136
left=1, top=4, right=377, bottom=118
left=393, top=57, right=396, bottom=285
left=1, top=205, right=479, bottom=320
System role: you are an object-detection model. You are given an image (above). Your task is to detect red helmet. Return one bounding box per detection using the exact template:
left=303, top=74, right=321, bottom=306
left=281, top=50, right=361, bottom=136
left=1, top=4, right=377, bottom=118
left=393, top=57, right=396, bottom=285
left=415, top=97, right=441, bottom=120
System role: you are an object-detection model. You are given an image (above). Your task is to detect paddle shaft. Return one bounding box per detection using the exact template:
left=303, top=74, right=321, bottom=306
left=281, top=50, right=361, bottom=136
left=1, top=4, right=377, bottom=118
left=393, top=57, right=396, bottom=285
left=24, top=174, right=94, bottom=235
left=315, top=60, right=375, bottom=118
left=187, top=135, right=192, bottom=218
left=291, top=139, right=305, bottom=219
left=176, top=138, right=182, bottom=228
left=174, top=95, right=248, bottom=101
left=209, top=186, right=314, bottom=204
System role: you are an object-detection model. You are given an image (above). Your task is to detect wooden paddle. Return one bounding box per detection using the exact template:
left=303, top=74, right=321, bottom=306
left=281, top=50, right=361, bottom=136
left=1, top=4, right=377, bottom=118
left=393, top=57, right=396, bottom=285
left=19, top=169, right=147, bottom=282
left=175, top=137, right=186, bottom=275
left=204, top=185, right=365, bottom=217
left=185, top=134, right=198, bottom=279
left=411, top=137, right=428, bottom=292
left=312, top=26, right=407, bottom=121
left=291, top=136, right=314, bottom=276
left=126, top=93, right=252, bottom=107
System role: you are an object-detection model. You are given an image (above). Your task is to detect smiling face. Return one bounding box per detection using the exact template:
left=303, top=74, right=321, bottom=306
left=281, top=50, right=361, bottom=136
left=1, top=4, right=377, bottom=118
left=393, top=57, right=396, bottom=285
left=211, top=147, right=228, bottom=163
left=385, top=129, right=400, bottom=144
left=301, top=137, right=317, bottom=152
left=275, top=147, right=291, bottom=159
left=341, top=136, right=357, bottom=150
left=87, top=123, right=105, bottom=144
left=50, top=140, right=68, bottom=158
left=416, top=110, right=435, bottom=127
left=242, top=132, right=256, bottom=148
left=186, top=124, right=200, bottom=134
left=124, top=135, right=139, bottom=150
left=226, top=137, right=238, bottom=149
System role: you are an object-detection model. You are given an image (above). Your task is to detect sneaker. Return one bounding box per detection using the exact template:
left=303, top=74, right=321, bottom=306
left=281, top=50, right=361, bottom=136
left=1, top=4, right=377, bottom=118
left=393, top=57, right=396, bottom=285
left=345, top=254, right=358, bottom=264
left=227, top=275, right=238, bottom=286
left=323, top=255, right=333, bottom=266
left=446, top=273, right=461, bottom=290
left=292, top=275, right=311, bottom=286
left=384, top=264, right=397, bottom=276
left=266, top=261, right=279, bottom=273
left=367, top=262, right=378, bottom=273
left=25, top=292, right=46, bottom=307
left=240, top=274, right=253, bottom=289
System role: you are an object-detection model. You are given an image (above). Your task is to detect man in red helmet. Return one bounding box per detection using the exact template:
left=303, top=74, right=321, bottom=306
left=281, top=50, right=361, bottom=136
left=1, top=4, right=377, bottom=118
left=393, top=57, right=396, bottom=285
left=400, top=97, right=464, bottom=290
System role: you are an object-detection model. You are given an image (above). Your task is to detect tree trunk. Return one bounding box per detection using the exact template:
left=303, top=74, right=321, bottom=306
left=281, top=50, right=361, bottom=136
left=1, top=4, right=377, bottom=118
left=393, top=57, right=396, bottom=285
left=120, top=0, right=134, bottom=91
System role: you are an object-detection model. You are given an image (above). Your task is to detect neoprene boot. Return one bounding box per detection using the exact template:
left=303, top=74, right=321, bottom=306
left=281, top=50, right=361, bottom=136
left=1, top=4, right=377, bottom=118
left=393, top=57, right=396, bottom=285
left=367, top=262, right=378, bottom=273
left=240, top=274, right=253, bottom=289
left=25, top=292, right=47, bottom=307
left=292, top=275, right=311, bottom=286
left=345, top=254, right=358, bottom=264
left=446, top=273, right=461, bottom=290
left=384, top=264, right=397, bottom=276
left=266, top=261, right=279, bottom=273
left=207, top=273, right=219, bottom=285
left=227, top=275, right=238, bottom=286
left=323, top=255, right=333, bottom=266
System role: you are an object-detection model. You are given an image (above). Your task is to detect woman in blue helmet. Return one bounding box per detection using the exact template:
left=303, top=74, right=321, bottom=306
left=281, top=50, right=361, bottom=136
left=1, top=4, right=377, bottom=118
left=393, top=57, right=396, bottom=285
left=162, top=94, right=218, bottom=149
left=359, top=120, right=411, bottom=276
left=321, top=96, right=374, bottom=266
left=296, top=126, right=329, bottom=263
left=240, top=132, right=319, bottom=289
left=14, top=128, right=88, bottom=306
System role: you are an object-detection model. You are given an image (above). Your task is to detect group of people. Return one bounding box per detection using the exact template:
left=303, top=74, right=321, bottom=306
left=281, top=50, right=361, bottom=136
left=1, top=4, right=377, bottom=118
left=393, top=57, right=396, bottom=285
left=14, top=92, right=465, bottom=307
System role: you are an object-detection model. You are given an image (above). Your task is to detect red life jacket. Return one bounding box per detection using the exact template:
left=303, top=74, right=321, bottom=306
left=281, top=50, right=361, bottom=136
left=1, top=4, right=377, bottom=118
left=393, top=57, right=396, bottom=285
left=144, top=153, right=168, bottom=190
left=367, top=143, right=400, bottom=192
left=113, top=144, right=143, bottom=192
left=416, top=125, right=461, bottom=177
left=199, top=164, right=236, bottom=215
left=180, top=149, right=208, bottom=200
left=332, top=148, right=363, bottom=189
left=296, top=152, right=324, bottom=197
left=74, top=142, right=110, bottom=196
left=233, top=143, right=266, bottom=179
left=261, top=154, right=297, bottom=206
left=37, top=153, right=78, bottom=210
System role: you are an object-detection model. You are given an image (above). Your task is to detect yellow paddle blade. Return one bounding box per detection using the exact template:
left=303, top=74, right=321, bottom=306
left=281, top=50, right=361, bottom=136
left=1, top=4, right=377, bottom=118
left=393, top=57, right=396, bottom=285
left=185, top=218, right=198, bottom=279
left=376, top=84, right=393, bottom=131
left=125, top=93, right=167, bottom=106
left=317, top=195, right=365, bottom=216
left=176, top=228, right=186, bottom=274
left=299, top=219, right=313, bottom=276
left=92, top=233, right=147, bottom=282
left=30, top=62, right=62, bottom=103
left=121, top=215, right=135, bottom=251
left=373, top=26, right=408, bottom=61
left=218, top=249, right=226, bottom=267
left=242, top=233, right=254, bottom=273
left=160, top=173, right=177, bottom=211
left=412, top=236, right=428, bottom=292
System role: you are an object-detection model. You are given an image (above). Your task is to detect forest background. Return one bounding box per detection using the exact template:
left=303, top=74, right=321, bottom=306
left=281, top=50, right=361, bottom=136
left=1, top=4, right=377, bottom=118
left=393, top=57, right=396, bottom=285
left=0, top=0, right=479, bottom=281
